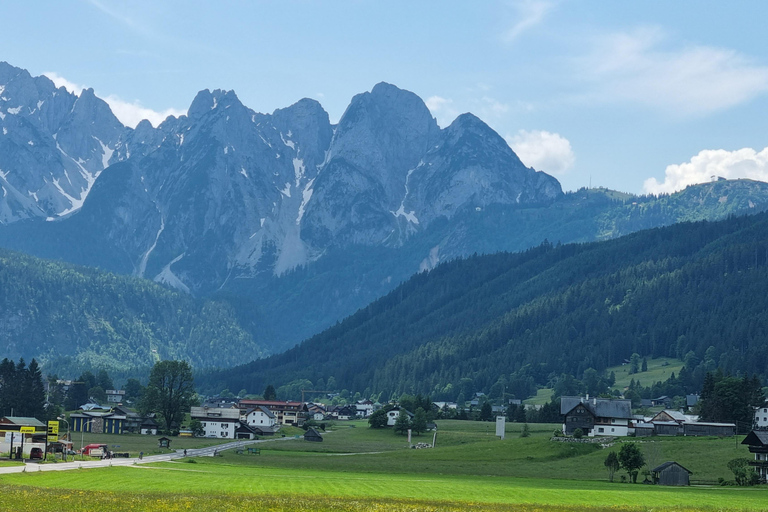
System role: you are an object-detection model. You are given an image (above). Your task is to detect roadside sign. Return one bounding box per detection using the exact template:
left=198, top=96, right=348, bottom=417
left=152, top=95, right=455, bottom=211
left=47, top=435, right=58, bottom=442
left=20, top=426, right=35, bottom=433
left=47, top=421, right=59, bottom=434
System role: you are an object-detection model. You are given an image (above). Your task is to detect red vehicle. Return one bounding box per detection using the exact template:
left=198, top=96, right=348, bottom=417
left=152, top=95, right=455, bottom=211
left=81, top=443, right=108, bottom=456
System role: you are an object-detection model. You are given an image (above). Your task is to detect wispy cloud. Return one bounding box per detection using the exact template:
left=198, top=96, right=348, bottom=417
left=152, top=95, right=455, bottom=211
left=44, top=71, right=184, bottom=128
left=575, top=26, right=768, bottom=116
left=103, top=95, right=186, bottom=128
left=43, top=72, right=86, bottom=95
left=502, top=0, right=554, bottom=43
left=644, top=147, right=768, bottom=194
left=425, top=95, right=460, bottom=127
left=507, top=129, right=575, bottom=174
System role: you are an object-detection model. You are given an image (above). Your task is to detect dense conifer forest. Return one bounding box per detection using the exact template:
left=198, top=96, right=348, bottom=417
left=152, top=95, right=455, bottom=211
left=199, top=212, right=768, bottom=400
left=0, top=249, right=265, bottom=378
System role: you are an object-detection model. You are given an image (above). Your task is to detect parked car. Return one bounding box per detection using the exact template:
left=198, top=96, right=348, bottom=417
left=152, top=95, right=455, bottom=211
left=29, top=448, right=43, bottom=459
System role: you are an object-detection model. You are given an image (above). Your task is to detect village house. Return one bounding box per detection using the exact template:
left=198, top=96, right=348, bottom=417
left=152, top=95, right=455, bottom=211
left=306, top=403, right=326, bottom=421
left=742, top=430, right=768, bottom=482
left=242, top=406, right=279, bottom=435
left=754, top=399, right=768, bottom=429
left=105, top=389, right=126, bottom=404
left=355, top=399, right=374, bottom=418
left=238, top=399, right=305, bottom=426
left=336, top=405, right=357, bottom=420
left=560, top=396, right=633, bottom=436
left=386, top=407, right=414, bottom=427
left=190, top=406, right=241, bottom=439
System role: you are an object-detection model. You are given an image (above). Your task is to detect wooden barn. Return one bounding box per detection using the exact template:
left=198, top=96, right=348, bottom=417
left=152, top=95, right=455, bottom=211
left=652, top=461, right=691, bottom=486
left=304, top=427, right=323, bottom=442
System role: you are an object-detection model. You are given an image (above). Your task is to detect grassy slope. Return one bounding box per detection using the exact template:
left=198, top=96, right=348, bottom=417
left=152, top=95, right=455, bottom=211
left=609, top=357, right=685, bottom=390
left=524, top=357, right=686, bottom=407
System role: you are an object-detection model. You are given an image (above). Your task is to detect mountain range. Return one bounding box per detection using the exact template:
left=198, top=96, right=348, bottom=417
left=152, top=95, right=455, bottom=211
left=2, top=61, right=768, bottom=369
left=199, top=211, right=768, bottom=399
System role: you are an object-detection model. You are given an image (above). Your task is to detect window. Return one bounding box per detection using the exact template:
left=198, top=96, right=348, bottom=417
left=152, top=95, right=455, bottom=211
left=611, top=428, right=615, bottom=432
left=598, top=427, right=604, bottom=433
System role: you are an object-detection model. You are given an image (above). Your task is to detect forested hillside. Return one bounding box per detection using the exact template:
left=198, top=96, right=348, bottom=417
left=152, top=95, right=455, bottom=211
left=200, top=212, right=768, bottom=399
left=0, top=249, right=264, bottom=378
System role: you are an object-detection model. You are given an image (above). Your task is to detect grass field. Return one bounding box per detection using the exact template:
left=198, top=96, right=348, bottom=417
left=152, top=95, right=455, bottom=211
left=2, top=419, right=764, bottom=511
left=609, top=357, right=684, bottom=390
left=525, top=357, right=685, bottom=407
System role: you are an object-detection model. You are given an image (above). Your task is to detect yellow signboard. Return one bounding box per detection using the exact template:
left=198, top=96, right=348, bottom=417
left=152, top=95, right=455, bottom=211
left=19, top=426, right=35, bottom=433
left=47, top=421, right=59, bottom=434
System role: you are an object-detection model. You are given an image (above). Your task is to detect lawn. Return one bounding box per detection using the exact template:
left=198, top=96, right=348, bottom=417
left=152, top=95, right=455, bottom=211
left=1, top=419, right=762, bottom=511
left=3, top=460, right=767, bottom=511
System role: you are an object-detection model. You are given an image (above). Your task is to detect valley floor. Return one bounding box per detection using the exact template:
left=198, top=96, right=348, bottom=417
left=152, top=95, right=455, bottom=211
left=1, top=420, right=764, bottom=511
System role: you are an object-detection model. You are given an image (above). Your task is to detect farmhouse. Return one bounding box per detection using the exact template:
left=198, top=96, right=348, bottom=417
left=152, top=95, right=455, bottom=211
left=191, top=406, right=241, bottom=439
left=652, top=461, right=692, bottom=486
left=560, top=396, right=632, bottom=436
left=386, top=407, right=414, bottom=427
left=742, top=430, right=768, bottom=481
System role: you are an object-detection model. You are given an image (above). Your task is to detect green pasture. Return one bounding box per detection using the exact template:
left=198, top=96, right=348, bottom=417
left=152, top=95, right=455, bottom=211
left=523, top=388, right=554, bottom=406
left=3, top=460, right=767, bottom=511
left=1, top=418, right=763, bottom=511
left=609, top=357, right=684, bottom=390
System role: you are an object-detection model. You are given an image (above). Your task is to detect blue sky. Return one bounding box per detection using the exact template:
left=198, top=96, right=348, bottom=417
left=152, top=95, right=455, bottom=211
left=5, top=1, right=768, bottom=194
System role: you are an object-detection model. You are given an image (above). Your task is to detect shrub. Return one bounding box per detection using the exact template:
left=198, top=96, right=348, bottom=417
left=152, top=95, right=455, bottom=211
left=573, top=428, right=583, bottom=439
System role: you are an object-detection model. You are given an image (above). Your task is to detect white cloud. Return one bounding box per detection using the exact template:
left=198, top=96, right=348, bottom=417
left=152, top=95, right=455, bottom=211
left=425, top=95, right=460, bottom=127
left=576, top=27, right=768, bottom=115
left=502, top=0, right=553, bottom=43
left=507, top=129, right=575, bottom=174
left=43, top=72, right=86, bottom=96
left=103, top=95, right=186, bottom=128
left=644, top=147, right=768, bottom=194
left=44, top=71, right=184, bottom=128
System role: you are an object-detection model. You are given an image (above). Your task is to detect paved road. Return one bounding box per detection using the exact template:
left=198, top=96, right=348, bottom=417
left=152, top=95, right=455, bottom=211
left=0, top=436, right=298, bottom=474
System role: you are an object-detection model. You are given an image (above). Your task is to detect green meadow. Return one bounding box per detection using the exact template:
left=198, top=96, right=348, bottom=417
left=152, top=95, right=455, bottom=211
left=1, top=420, right=765, bottom=511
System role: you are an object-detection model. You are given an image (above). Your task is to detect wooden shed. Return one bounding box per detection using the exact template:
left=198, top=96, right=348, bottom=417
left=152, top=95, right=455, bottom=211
left=652, top=461, right=691, bottom=486
left=304, top=427, right=323, bottom=442
left=157, top=436, right=172, bottom=448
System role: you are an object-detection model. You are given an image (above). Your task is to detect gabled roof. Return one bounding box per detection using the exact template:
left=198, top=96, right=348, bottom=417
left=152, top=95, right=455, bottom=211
left=245, top=406, right=276, bottom=418
left=742, top=430, right=768, bottom=446
left=560, top=396, right=632, bottom=419
left=652, top=461, right=692, bottom=474
left=0, top=416, right=45, bottom=427
left=651, top=410, right=687, bottom=423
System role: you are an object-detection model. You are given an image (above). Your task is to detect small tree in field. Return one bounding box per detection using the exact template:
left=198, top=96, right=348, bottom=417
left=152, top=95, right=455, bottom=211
left=368, top=408, right=388, bottom=429
left=394, top=410, right=411, bottom=435
left=618, top=443, right=645, bottom=483
left=604, top=451, right=620, bottom=482
left=520, top=423, right=530, bottom=438
left=412, top=407, right=427, bottom=435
